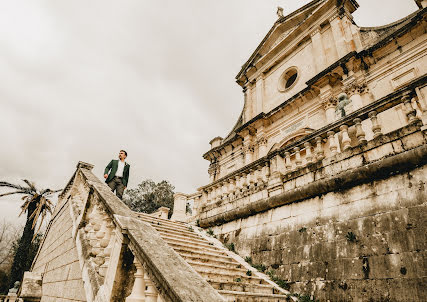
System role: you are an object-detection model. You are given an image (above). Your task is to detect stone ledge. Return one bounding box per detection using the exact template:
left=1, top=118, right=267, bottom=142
left=199, top=122, right=426, bottom=218
left=199, top=143, right=427, bottom=228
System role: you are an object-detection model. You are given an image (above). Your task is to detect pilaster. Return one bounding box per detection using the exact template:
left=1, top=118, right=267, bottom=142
left=310, top=26, right=327, bottom=73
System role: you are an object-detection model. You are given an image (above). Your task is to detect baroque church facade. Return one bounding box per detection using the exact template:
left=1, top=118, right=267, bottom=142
left=173, top=0, right=427, bottom=300
left=16, top=0, right=427, bottom=301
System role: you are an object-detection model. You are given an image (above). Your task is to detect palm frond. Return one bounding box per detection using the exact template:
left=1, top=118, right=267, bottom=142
left=0, top=180, right=57, bottom=239
left=19, top=194, right=37, bottom=217
left=0, top=191, right=31, bottom=198
left=30, top=204, right=42, bottom=229
left=0, top=181, right=29, bottom=191
left=40, top=188, right=62, bottom=196
left=22, top=179, right=37, bottom=192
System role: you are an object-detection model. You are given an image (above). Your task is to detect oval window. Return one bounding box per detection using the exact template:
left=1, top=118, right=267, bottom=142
left=278, top=67, right=299, bottom=92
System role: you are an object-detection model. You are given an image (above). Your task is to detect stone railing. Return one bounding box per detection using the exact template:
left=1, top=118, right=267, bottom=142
left=25, top=162, right=223, bottom=302
left=171, top=192, right=200, bottom=223
left=184, top=76, right=427, bottom=221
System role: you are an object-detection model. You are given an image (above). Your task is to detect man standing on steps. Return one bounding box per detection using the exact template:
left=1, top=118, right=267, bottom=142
left=104, top=150, right=130, bottom=200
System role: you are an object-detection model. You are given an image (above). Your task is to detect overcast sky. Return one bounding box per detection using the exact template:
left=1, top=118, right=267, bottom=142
left=0, top=0, right=419, bottom=225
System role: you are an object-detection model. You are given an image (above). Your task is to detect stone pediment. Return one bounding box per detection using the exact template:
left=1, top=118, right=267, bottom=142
left=236, top=0, right=358, bottom=85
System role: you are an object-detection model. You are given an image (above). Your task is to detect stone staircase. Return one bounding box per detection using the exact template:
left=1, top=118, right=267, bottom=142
left=136, top=212, right=292, bottom=302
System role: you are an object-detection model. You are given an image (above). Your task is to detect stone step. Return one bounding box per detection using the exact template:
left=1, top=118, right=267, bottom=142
left=165, top=240, right=222, bottom=254
left=218, top=290, right=290, bottom=302
left=148, top=223, right=201, bottom=239
left=138, top=216, right=190, bottom=232
left=136, top=215, right=291, bottom=300
left=198, top=271, right=266, bottom=285
left=209, top=281, right=279, bottom=295
left=136, top=212, right=187, bottom=227
left=158, top=231, right=211, bottom=246
left=186, top=260, right=247, bottom=274
left=172, top=246, right=232, bottom=261
left=181, top=254, right=242, bottom=269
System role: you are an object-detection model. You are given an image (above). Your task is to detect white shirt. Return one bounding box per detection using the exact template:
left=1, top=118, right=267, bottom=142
left=115, top=160, right=126, bottom=177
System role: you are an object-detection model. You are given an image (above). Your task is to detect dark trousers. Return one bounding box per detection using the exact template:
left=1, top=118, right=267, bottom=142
left=107, top=176, right=125, bottom=199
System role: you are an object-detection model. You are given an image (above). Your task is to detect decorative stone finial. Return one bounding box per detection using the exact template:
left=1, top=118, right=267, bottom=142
left=277, top=6, right=284, bottom=18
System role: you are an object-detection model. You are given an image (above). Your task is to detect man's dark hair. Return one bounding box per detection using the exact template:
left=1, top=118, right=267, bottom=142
left=120, top=150, right=128, bottom=157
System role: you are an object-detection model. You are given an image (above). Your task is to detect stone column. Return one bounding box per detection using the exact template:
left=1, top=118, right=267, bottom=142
left=294, top=147, right=302, bottom=168
left=369, top=111, right=383, bottom=138
left=340, top=125, right=352, bottom=150
left=171, top=193, right=187, bottom=221
left=284, top=151, right=292, bottom=171
left=126, top=259, right=146, bottom=302
left=403, top=94, right=420, bottom=124
left=329, top=13, right=349, bottom=58
left=144, top=271, right=159, bottom=302
left=345, top=82, right=365, bottom=110
left=208, top=165, right=215, bottom=183
left=258, top=136, right=268, bottom=158
left=310, top=27, right=327, bottom=72
left=304, top=142, right=313, bottom=164
left=354, top=118, right=367, bottom=144
left=327, top=131, right=338, bottom=156
left=315, top=136, right=325, bottom=161
left=255, top=75, right=265, bottom=115
left=323, top=97, right=337, bottom=124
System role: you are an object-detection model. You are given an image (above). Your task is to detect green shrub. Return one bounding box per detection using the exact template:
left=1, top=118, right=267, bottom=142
left=225, top=242, right=235, bottom=252
left=253, top=263, right=267, bottom=272
left=346, top=231, right=357, bottom=242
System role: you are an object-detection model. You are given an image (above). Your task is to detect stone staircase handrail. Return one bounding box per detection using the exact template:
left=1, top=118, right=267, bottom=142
left=70, top=165, right=225, bottom=302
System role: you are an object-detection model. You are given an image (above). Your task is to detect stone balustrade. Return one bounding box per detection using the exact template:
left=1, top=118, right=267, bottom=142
left=125, top=258, right=163, bottom=302
left=31, top=161, right=223, bottom=302
left=184, top=78, right=426, bottom=220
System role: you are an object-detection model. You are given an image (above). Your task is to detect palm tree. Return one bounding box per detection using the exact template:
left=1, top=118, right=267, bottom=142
left=0, top=179, right=61, bottom=288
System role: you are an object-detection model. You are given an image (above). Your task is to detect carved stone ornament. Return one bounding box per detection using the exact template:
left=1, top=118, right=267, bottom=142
left=344, top=81, right=368, bottom=96
left=242, top=143, right=255, bottom=154
left=322, top=97, right=337, bottom=110
left=257, top=136, right=268, bottom=146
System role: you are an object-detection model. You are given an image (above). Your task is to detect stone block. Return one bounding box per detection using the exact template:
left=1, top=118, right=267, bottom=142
left=325, top=259, right=343, bottom=280
left=20, top=272, right=42, bottom=299
left=364, top=142, right=395, bottom=162
left=67, top=261, right=82, bottom=280
left=271, top=204, right=291, bottom=222
left=401, top=131, right=425, bottom=150
left=392, top=139, right=405, bottom=153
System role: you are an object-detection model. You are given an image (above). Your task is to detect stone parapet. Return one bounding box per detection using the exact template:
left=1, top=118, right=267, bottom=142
left=197, top=76, right=427, bottom=223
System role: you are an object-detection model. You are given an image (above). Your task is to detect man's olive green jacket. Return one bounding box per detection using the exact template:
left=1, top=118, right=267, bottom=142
left=104, top=160, right=130, bottom=186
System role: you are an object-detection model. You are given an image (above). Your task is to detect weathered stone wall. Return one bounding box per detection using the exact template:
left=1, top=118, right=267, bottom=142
left=209, top=128, right=427, bottom=301
left=32, top=201, right=86, bottom=301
